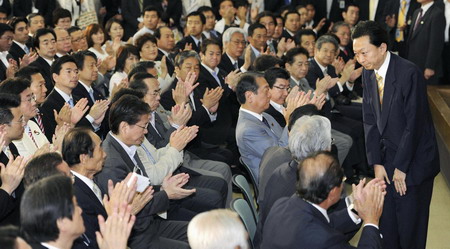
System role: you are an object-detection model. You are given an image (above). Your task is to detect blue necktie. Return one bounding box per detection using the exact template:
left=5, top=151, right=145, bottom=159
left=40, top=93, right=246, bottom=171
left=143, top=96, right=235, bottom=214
left=212, top=71, right=221, bottom=86
left=68, top=98, right=74, bottom=107
left=88, top=88, right=95, bottom=102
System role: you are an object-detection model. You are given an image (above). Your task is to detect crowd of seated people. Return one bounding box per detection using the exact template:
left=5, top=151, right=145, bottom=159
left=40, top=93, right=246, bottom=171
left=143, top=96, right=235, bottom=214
left=0, top=0, right=445, bottom=248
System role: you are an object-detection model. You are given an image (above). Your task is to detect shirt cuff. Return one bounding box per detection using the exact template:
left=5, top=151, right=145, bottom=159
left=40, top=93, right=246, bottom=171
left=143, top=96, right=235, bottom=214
left=203, top=105, right=217, bottom=122
left=345, top=196, right=361, bottom=224
left=170, top=123, right=181, bottom=129
left=337, top=81, right=344, bottom=92
left=86, top=114, right=101, bottom=131
left=364, top=223, right=379, bottom=230
left=346, top=82, right=354, bottom=91
left=240, top=66, right=247, bottom=73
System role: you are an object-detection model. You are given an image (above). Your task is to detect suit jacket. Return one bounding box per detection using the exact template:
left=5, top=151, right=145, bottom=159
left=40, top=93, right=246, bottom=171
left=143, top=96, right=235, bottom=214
left=0, top=143, right=24, bottom=227
left=313, top=0, right=351, bottom=23
left=13, top=0, right=56, bottom=26
left=218, top=52, right=244, bottom=75
left=358, top=0, right=390, bottom=24
left=235, top=110, right=288, bottom=182
left=13, top=120, right=49, bottom=157
left=175, top=35, right=205, bottom=54
left=260, top=196, right=381, bottom=249
left=407, top=3, right=445, bottom=77
left=29, top=56, right=54, bottom=93
left=156, top=49, right=175, bottom=76
left=306, top=58, right=345, bottom=97
left=362, top=53, right=439, bottom=186
left=146, top=111, right=176, bottom=149
left=280, top=29, right=295, bottom=42
left=120, top=0, right=153, bottom=39
left=0, top=59, right=7, bottom=82
left=9, top=42, right=27, bottom=63
left=95, top=133, right=170, bottom=235
left=264, top=103, right=286, bottom=128
left=40, top=89, right=93, bottom=141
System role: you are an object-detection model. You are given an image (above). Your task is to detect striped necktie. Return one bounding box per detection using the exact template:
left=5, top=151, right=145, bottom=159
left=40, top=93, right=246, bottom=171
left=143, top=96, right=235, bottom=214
left=396, top=0, right=407, bottom=42
left=375, top=72, right=384, bottom=105
left=36, top=113, right=45, bottom=133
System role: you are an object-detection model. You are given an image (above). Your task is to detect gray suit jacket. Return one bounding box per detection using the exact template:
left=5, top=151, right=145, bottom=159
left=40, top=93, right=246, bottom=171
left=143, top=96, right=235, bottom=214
left=235, top=110, right=288, bottom=182
left=95, top=133, right=170, bottom=236
left=289, top=77, right=315, bottom=92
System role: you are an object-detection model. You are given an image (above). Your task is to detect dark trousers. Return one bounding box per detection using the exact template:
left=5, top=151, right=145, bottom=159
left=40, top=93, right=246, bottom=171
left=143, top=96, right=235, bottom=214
left=380, top=179, right=434, bottom=249
left=129, top=218, right=189, bottom=249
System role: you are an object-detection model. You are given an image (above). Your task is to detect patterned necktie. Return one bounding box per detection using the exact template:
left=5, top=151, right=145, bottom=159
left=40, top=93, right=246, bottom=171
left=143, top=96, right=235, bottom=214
left=233, top=62, right=238, bottom=70
left=24, top=46, right=30, bottom=54
left=413, top=8, right=423, bottom=32
left=396, top=0, right=407, bottom=42
left=36, top=113, right=45, bottom=133
left=68, top=98, right=74, bottom=107
left=28, top=129, right=38, bottom=147
left=92, top=183, right=103, bottom=203
left=375, top=72, right=384, bottom=105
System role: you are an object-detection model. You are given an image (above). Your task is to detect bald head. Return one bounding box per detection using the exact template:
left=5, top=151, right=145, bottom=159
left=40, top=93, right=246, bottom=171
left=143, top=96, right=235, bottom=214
left=296, top=151, right=343, bottom=205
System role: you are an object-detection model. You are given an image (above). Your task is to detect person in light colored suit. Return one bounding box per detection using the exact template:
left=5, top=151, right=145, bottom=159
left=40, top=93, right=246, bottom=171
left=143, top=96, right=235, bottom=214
left=235, top=72, right=288, bottom=182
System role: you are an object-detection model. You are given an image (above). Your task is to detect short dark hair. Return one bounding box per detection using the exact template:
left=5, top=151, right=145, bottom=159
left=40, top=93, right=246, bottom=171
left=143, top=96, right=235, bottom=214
left=15, top=66, right=41, bottom=81
left=285, top=47, right=309, bottom=65
left=33, top=28, right=56, bottom=50
left=352, top=20, right=389, bottom=48
left=143, top=5, right=161, bottom=17
left=288, top=104, right=320, bottom=131
left=0, top=7, right=8, bottom=15
left=284, top=10, right=300, bottom=22
left=296, top=151, right=343, bottom=204
left=344, top=3, right=359, bottom=13
left=104, top=18, right=122, bottom=41
left=129, top=72, right=155, bottom=95
left=85, top=23, right=106, bottom=47
left=154, top=26, right=170, bottom=40
left=24, top=152, right=65, bottom=188
left=0, top=77, right=31, bottom=95
left=200, top=38, right=221, bottom=54
left=253, top=55, right=282, bottom=72
left=115, top=44, right=139, bottom=73
left=0, top=225, right=20, bottom=249
left=236, top=72, right=264, bottom=104
left=67, top=26, right=81, bottom=36
left=256, top=11, right=275, bottom=24
left=186, top=11, right=206, bottom=25
left=62, top=128, right=95, bottom=167
left=8, top=17, right=28, bottom=31
left=52, top=8, right=72, bottom=26
left=198, top=6, right=215, bottom=17
left=51, top=55, right=77, bottom=75
left=248, top=23, right=266, bottom=37
left=21, top=175, right=75, bottom=243
left=135, top=33, right=157, bottom=52
left=0, top=23, right=13, bottom=38
left=0, top=93, right=21, bottom=124
left=295, top=29, right=316, bottom=46
left=109, top=95, right=151, bottom=134
left=72, top=50, right=97, bottom=71
left=235, top=0, right=249, bottom=8
left=128, top=61, right=156, bottom=80
left=264, top=67, right=289, bottom=88
left=110, top=89, right=145, bottom=105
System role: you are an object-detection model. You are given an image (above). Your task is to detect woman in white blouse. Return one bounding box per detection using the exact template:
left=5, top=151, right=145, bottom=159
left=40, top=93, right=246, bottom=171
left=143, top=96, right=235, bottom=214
left=103, top=18, right=127, bottom=56
left=85, top=23, right=109, bottom=61
left=109, top=44, right=140, bottom=94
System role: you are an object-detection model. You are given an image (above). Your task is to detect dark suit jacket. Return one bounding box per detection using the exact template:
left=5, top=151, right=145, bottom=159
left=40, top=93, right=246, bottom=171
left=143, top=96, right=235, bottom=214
left=13, top=0, right=56, bottom=27
left=146, top=111, right=176, bottom=149
left=358, top=0, right=390, bottom=24
left=156, top=49, right=175, bottom=76
left=175, top=35, right=205, bottom=54
left=260, top=196, right=381, bottom=249
left=156, top=0, right=182, bottom=28
left=120, top=0, right=153, bottom=39
left=40, top=89, right=93, bottom=141
left=280, top=29, right=295, bottom=42
left=95, top=133, right=170, bottom=236
left=407, top=3, right=445, bottom=77
left=0, top=59, right=6, bottom=81
left=0, top=144, right=23, bottom=227
left=218, top=52, right=244, bottom=75
left=362, top=53, right=439, bottom=186
left=264, top=104, right=286, bottom=128
left=9, top=42, right=27, bottom=63
left=313, top=0, right=351, bottom=23
left=29, top=56, right=53, bottom=93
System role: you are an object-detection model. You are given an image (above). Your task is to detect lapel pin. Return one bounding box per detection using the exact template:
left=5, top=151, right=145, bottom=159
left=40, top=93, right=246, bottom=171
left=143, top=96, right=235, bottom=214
left=420, top=21, right=424, bottom=24
left=33, top=130, right=41, bottom=135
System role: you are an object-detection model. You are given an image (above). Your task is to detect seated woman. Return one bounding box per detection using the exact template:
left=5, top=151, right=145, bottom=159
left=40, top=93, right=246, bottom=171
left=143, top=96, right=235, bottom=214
left=109, top=44, right=139, bottom=94
left=102, top=18, right=127, bottom=56
left=86, top=23, right=109, bottom=61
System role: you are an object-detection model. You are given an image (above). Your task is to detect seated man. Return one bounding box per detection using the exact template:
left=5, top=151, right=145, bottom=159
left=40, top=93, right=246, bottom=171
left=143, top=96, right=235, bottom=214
left=188, top=209, right=249, bottom=249
left=235, top=72, right=288, bottom=182
left=261, top=151, right=385, bottom=248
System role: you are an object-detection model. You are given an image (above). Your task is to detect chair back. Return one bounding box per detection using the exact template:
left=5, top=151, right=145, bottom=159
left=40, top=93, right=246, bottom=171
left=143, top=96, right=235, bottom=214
left=231, top=198, right=257, bottom=248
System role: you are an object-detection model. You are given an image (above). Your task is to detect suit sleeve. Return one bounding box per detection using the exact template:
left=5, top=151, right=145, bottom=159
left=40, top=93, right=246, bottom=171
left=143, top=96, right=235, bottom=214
left=121, top=0, right=139, bottom=29
left=362, top=73, right=382, bottom=166
left=424, top=10, right=445, bottom=71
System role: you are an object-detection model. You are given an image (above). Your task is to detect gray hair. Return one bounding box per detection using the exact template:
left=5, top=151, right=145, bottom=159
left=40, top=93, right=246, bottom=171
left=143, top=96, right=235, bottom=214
left=288, top=115, right=332, bottom=160
left=174, top=50, right=201, bottom=67
left=222, top=27, right=246, bottom=44
left=331, top=21, right=351, bottom=34
left=188, top=209, right=249, bottom=249
left=315, top=34, right=339, bottom=51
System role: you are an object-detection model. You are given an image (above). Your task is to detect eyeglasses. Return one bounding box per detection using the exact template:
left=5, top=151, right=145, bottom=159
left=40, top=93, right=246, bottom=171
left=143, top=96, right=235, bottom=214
left=148, top=89, right=162, bottom=96
left=135, top=123, right=149, bottom=130
left=72, top=36, right=86, bottom=43
left=231, top=40, right=246, bottom=46
left=272, top=85, right=290, bottom=91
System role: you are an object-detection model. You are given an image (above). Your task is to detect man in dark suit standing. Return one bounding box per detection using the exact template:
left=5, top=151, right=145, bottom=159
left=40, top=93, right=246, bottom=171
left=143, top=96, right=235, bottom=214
left=29, top=28, right=57, bottom=93
left=261, top=151, right=385, bottom=249
left=175, top=12, right=206, bottom=54
left=353, top=21, right=440, bottom=249
left=13, top=0, right=56, bottom=27
left=8, top=17, right=31, bottom=64
left=406, top=0, right=445, bottom=85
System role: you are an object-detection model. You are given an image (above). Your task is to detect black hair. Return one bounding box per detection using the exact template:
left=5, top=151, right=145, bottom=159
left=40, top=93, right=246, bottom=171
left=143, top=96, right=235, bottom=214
left=104, top=18, right=123, bottom=41
left=255, top=11, right=275, bottom=24
left=186, top=11, right=206, bottom=25
left=0, top=93, right=20, bottom=124
left=115, top=44, right=139, bottom=73
left=352, top=20, right=389, bottom=48
left=15, top=66, right=41, bottom=81
left=110, top=88, right=145, bottom=105
left=0, top=77, right=31, bottom=95
left=23, top=152, right=65, bottom=188
left=67, top=26, right=81, bottom=36
left=109, top=94, right=151, bottom=134
left=128, top=61, right=156, bottom=80
left=0, top=225, right=21, bottom=249
left=51, top=55, right=77, bottom=75
left=236, top=72, right=264, bottom=104
left=0, top=23, right=13, bottom=38
left=285, top=47, right=309, bottom=65
left=72, top=50, right=98, bottom=71
left=248, top=23, right=266, bottom=37
left=142, top=5, right=161, bottom=17
left=295, top=29, right=316, bottom=46
left=135, top=33, right=157, bottom=52
left=344, top=3, right=360, bottom=13
left=33, top=28, right=56, bottom=50
left=264, top=67, right=290, bottom=88
left=21, top=175, right=75, bottom=243
left=200, top=38, right=221, bottom=54
left=7, top=17, right=28, bottom=31
left=253, top=55, right=282, bottom=72
left=52, top=8, right=72, bottom=26
left=62, top=128, right=95, bottom=166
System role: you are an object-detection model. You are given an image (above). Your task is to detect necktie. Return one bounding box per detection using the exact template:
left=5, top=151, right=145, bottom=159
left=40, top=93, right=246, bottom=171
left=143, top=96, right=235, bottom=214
left=268, top=41, right=276, bottom=53
left=68, top=98, right=74, bottom=107
left=323, top=68, right=328, bottom=76
left=24, top=46, right=30, bottom=54
left=88, top=88, right=95, bottom=102
left=262, top=117, right=270, bottom=128
left=413, top=8, right=423, bottom=32
left=210, top=30, right=217, bottom=38
left=28, top=129, right=38, bottom=147
left=396, top=0, right=407, bottom=42
left=197, top=41, right=202, bottom=50
left=36, top=113, right=45, bottom=133
left=212, top=71, right=221, bottom=86
left=233, top=62, right=238, bottom=70
left=138, top=0, right=143, bottom=11
left=375, top=72, right=384, bottom=105
left=92, top=183, right=103, bottom=203
left=133, top=153, right=148, bottom=177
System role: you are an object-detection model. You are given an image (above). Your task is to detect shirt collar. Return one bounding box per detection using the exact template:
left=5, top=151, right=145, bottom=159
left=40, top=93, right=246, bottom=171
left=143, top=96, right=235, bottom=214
left=284, top=28, right=295, bottom=37
left=143, top=26, right=155, bottom=34
left=42, top=56, right=54, bottom=66
left=109, top=132, right=137, bottom=162
left=79, top=80, right=93, bottom=93
left=190, top=35, right=202, bottom=46
left=71, top=170, right=95, bottom=190
left=421, top=1, right=434, bottom=14
left=250, top=45, right=261, bottom=57
left=374, top=51, right=391, bottom=80
left=307, top=200, right=330, bottom=223
left=54, top=87, right=73, bottom=103
left=41, top=243, right=60, bottom=249
left=314, top=58, right=328, bottom=73
left=270, top=100, right=284, bottom=114
left=226, top=52, right=237, bottom=64
left=240, top=107, right=263, bottom=121
left=13, top=40, right=27, bottom=50
left=201, top=62, right=219, bottom=75
left=159, top=48, right=170, bottom=57
left=290, top=76, right=300, bottom=84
